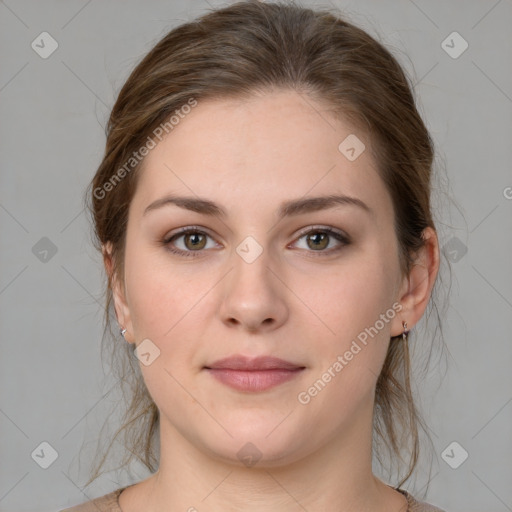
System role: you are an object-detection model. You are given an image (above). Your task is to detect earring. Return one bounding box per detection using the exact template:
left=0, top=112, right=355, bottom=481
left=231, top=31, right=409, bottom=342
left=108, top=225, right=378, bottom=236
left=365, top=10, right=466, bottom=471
left=402, top=321, right=409, bottom=341
left=120, top=327, right=127, bottom=339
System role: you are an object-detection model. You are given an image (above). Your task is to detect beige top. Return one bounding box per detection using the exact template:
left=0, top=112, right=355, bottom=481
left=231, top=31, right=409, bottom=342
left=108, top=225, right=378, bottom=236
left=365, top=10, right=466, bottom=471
left=59, top=485, right=446, bottom=511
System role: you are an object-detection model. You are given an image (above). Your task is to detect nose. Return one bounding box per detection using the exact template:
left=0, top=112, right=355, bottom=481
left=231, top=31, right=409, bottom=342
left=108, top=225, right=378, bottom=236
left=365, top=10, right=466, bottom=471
left=218, top=244, right=289, bottom=333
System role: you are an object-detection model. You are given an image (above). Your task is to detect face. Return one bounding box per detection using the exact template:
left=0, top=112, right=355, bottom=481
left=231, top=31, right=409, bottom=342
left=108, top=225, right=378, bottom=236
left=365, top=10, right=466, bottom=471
left=111, top=89, right=409, bottom=467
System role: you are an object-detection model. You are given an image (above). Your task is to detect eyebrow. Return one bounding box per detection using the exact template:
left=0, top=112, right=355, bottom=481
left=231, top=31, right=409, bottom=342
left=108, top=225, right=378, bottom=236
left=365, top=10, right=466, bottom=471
left=143, top=193, right=373, bottom=219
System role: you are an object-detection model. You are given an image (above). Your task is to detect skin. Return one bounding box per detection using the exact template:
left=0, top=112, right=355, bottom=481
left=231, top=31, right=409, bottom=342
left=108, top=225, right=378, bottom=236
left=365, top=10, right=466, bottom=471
left=105, top=89, right=440, bottom=512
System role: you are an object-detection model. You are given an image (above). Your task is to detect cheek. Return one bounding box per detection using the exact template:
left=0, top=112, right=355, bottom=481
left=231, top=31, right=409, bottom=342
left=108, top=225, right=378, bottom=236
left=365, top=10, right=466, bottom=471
left=304, top=258, right=394, bottom=330
left=124, top=253, right=208, bottom=408
left=296, top=249, right=397, bottom=372
left=124, top=245, right=204, bottom=338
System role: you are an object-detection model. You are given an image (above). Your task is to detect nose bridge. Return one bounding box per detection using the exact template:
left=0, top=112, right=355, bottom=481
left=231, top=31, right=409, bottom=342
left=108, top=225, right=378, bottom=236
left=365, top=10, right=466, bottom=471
left=233, top=237, right=273, bottom=291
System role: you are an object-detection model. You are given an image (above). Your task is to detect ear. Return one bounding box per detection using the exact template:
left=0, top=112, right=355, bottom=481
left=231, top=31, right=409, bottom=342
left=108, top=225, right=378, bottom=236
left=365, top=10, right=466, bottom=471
left=102, top=242, right=135, bottom=344
left=392, top=226, right=440, bottom=337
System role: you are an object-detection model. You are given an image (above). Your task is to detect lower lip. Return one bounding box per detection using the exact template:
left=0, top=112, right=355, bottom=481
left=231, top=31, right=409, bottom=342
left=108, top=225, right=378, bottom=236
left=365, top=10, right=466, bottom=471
left=205, top=368, right=304, bottom=392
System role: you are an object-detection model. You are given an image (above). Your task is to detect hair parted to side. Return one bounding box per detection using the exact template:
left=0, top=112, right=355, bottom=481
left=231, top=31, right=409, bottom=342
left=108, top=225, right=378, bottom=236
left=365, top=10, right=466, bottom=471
left=83, top=0, right=449, bottom=492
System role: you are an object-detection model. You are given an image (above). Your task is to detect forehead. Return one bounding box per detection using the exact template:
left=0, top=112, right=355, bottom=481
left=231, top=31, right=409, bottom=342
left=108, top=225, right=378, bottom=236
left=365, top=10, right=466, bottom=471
left=131, top=90, right=393, bottom=222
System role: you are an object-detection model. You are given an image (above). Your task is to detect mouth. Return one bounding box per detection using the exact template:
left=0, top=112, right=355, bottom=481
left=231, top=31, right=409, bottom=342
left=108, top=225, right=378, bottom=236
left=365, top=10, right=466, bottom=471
left=204, top=355, right=305, bottom=392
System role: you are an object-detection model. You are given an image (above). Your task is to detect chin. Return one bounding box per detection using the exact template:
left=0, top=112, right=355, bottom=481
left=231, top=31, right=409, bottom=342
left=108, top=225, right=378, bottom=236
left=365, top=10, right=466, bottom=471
left=199, top=420, right=311, bottom=469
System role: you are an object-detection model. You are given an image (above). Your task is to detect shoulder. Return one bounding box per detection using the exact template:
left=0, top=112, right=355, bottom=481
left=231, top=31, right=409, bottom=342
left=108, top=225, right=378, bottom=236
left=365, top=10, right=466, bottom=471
left=397, top=488, right=447, bottom=512
left=58, top=487, right=126, bottom=512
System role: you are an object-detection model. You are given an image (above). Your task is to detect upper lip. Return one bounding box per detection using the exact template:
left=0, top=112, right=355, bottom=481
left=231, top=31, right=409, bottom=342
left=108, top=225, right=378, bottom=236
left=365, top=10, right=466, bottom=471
left=205, top=355, right=305, bottom=371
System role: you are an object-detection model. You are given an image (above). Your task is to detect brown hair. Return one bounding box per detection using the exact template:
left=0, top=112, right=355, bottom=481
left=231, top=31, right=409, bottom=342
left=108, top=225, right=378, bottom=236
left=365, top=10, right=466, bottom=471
left=83, top=0, right=449, bottom=492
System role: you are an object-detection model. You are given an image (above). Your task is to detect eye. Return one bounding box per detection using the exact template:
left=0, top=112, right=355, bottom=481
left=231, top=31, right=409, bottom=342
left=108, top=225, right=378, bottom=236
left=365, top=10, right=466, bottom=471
left=291, top=227, right=350, bottom=255
left=162, top=225, right=350, bottom=258
left=163, top=227, right=218, bottom=258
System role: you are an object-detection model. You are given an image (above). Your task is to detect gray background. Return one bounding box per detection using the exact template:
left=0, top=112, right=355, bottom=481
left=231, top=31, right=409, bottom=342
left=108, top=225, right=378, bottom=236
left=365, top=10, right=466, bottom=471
left=1, top=0, right=511, bottom=511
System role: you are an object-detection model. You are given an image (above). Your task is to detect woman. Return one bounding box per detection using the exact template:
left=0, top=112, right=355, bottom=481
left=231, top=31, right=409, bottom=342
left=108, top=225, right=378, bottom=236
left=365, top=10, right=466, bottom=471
left=62, top=1, right=446, bottom=510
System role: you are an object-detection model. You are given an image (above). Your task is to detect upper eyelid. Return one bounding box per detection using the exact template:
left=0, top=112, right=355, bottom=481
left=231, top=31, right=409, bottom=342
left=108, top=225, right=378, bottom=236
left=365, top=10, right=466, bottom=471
left=294, top=225, right=347, bottom=237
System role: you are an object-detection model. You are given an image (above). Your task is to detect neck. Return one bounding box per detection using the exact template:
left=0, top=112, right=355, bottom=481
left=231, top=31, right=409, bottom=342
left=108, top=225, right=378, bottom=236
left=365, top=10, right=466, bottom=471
left=126, top=399, right=405, bottom=512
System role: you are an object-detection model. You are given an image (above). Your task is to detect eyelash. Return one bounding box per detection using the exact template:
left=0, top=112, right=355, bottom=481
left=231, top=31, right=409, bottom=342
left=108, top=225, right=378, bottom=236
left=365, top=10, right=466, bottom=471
left=162, top=225, right=350, bottom=259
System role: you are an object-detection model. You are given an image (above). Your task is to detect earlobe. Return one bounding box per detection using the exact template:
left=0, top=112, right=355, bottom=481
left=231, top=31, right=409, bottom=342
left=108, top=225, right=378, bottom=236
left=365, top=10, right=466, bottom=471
left=392, top=227, right=440, bottom=337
